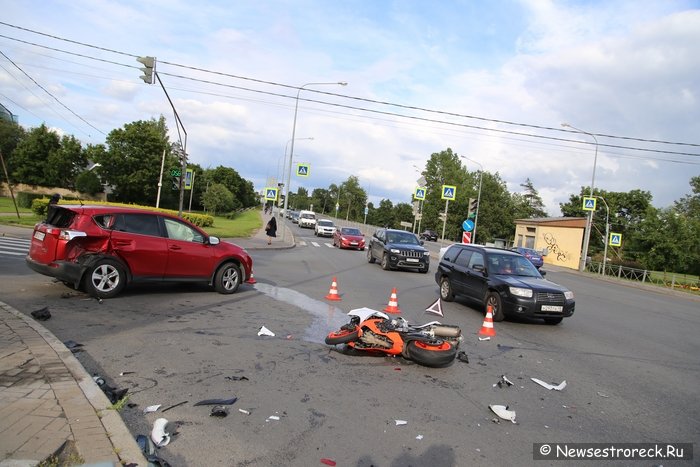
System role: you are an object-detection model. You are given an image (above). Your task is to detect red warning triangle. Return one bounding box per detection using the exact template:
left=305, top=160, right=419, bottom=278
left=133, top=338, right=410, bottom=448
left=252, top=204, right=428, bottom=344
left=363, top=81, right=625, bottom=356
left=425, top=298, right=443, bottom=317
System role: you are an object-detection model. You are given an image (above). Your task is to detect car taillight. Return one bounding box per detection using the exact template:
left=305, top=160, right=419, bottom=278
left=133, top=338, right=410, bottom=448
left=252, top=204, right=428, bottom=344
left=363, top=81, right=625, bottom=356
left=58, top=230, right=87, bottom=241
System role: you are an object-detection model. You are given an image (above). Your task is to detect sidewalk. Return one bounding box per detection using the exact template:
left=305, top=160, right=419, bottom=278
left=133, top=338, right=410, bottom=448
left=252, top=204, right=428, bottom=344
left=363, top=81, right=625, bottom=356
left=0, top=210, right=294, bottom=466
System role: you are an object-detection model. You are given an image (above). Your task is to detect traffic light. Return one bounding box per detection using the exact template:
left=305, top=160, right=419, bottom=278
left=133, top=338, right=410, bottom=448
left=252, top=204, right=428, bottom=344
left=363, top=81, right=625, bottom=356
left=468, top=198, right=478, bottom=219
left=137, top=56, right=156, bottom=84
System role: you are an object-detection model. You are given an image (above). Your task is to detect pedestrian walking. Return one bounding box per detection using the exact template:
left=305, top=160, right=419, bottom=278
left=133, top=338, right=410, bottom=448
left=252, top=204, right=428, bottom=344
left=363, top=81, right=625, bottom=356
left=265, top=216, right=277, bottom=245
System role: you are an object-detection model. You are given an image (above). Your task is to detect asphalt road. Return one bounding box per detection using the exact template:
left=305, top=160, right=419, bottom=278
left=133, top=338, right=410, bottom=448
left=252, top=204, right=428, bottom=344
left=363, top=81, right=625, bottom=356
left=1, top=228, right=698, bottom=466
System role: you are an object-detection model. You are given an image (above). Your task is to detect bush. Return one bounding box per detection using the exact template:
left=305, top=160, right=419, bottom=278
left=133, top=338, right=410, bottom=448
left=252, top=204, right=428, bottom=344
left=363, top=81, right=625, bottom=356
left=182, top=212, right=214, bottom=227
left=17, top=192, right=47, bottom=209
left=31, top=198, right=51, bottom=216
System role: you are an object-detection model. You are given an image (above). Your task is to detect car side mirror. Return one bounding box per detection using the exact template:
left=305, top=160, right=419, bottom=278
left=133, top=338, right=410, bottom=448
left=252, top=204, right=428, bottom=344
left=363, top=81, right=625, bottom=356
left=208, top=236, right=220, bottom=245
left=473, top=264, right=485, bottom=273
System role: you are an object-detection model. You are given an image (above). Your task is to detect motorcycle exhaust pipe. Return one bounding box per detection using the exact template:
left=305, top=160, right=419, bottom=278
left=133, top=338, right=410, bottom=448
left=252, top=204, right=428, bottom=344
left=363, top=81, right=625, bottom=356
left=432, top=324, right=461, bottom=338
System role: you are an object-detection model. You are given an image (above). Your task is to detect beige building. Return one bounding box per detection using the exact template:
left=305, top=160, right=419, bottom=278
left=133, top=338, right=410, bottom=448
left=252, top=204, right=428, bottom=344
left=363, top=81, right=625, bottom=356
left=513, top=217, right=587, bottom=270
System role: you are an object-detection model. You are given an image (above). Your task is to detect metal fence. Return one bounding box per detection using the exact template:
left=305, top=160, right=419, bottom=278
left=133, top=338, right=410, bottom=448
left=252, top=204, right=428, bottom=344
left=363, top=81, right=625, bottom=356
left=586, top=261, right=700, bottom=294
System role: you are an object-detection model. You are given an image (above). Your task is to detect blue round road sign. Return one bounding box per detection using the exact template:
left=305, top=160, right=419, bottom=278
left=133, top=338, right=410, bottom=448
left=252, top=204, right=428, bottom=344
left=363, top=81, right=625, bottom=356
left=462, top=219, right=474, bottom=232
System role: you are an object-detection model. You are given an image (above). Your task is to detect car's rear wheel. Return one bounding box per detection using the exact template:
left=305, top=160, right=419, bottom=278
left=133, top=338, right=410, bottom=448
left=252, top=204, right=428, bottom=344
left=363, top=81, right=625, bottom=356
left=214, top=263, right=242, bottom=294
left=439, top=277, right=454, bottom=302
left=367, top=248, right=375, bottom=263
left=85, top=258, right=126, bottom=299
left=485, top=291, right=505, bottom=322
left=381, top=253, right=391, bottom=270
left=544, top=317, right=563, bottom=325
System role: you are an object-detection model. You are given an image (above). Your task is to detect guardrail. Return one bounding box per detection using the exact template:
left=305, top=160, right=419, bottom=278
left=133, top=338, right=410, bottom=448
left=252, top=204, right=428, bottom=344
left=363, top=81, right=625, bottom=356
left=585, top=261, right=700, bottom=294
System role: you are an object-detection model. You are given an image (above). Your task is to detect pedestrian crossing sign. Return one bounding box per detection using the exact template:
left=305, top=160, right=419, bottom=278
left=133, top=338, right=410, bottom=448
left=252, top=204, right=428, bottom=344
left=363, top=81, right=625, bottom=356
left=582, top=197, right=596, bottom=211
left=264, top=187, right=278, bottom=201
left=609, top=232, right=622, bottom=247
left=441, top=185, right=456, bottom=200
left=414, top=187, right=426, bottom=200
left=296, top=163, right=310, bottom=177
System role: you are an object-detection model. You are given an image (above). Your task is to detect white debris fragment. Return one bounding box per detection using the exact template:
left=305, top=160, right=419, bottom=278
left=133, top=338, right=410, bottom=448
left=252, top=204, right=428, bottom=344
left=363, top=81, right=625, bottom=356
left=238, top=409, right=250, bottom=415
left=478, top=336, right=491, bottom=341
left=258, top=326, right=275, bottom=337
left=395, top=420, right=407, bottom=426
left=597, top=391, right=610, bottom=398
left=151, top=418, right=170, bottom=447
left=531, top=377, right=567, bottom=391
left=489, top=405, right=517, bottom=423
left=143, top=404, right=161, bottom=414
left=267, top=415, right=280, bottom=421
left=416, top=435, right=424, bottom=440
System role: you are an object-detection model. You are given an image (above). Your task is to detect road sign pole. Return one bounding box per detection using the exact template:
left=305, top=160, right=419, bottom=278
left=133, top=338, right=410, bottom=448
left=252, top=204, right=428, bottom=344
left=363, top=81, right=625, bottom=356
left=440, top=200, right=449, bottom=243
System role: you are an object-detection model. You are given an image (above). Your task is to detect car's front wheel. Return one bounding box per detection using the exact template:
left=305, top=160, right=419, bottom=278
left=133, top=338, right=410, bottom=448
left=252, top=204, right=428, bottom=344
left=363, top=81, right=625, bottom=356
left=214, top=263, right=242, bottom=294
left=485, top=291, right=505, bottom=322
left=85, top=258, right=126, bottom=299
left=380, top=253, right=391, bottom=270
left=367, top=247, right=375, bottom=263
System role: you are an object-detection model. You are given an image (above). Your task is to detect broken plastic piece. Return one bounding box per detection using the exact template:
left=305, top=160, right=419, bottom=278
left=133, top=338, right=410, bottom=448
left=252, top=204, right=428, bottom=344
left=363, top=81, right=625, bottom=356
left=31, top=306, right=51, bottom=321
left=597, top=391, right=610, bottom=398
left=395, top=420, right=407, bottom=426
left=493, top=375, right=514, bottom=388
left=489, top=404, right=517, bottom=423
left=224, top=376, right=249, bottom=381
left=456, top=351, right=469, bottom=363
left=161, top=400, right=188, bottom=412
left=151, top=418, right=171, bottom=447
left=531, top=377, right=566, bottom=391
left=267, top=415, right=280, bottom=421
left=238, top=409, right=250, bottom=415
left=320, top=459, right=337, bottom=466
left=144, top=404, right=161, bottom=414
left=258, top=326, right=275, bottom=337
left=416, top=435, right=424, bottom=440
left=210, top=406, right=229, bottom=417
left=194, top=397, right=237, bottom=406
left=120, top=371, right=135, bottom=376
left=478, top=336, right=490, bottom=341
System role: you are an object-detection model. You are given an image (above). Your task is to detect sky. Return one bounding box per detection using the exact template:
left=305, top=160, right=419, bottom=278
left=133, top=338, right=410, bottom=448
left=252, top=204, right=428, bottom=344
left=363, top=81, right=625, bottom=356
left=1, top=0, right=699, bottom=215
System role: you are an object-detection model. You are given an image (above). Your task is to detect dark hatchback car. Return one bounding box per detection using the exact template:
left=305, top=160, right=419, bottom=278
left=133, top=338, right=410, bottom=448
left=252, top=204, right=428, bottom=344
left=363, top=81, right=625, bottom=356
left=511, top=246, right=544, bottom=269
left=367, top=228, right=430, bottom=273
left=26, top=205, right=254, bottom=299
left=420, top=229, right=438, bottom=241
left=434, top=244, right=574, bottom=324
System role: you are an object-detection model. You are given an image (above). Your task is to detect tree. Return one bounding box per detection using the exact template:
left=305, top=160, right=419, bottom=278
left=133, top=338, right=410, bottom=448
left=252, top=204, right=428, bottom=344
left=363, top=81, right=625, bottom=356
left=370, top=199, right=395, bottom=227
left=97, top=118, right=171, bottom=205
left=201, top=183, right=234, bottom=215
left=75, top=170, right=102, bottom=196
left=45, top=135, right=87, bottom=189
left=201, top=165, right=258, bottom=211
left=394, top=202, right=414, bottom=227
left=0, top=118, right=25, bottom=166
left=9, top=124, right=60, bottom=185
left=675, top=176, right=700, bottom=218
left=517, top=178, right=548, bottom=218
left=338, top=176, right=367, bottom=221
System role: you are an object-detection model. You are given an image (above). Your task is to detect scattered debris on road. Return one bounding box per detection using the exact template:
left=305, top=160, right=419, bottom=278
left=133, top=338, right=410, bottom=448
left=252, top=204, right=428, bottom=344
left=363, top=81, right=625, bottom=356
left=151, top=418, right=171, bottom=447
left=489, top=404, right=517, bottom=423
left=531, top=377, right=567, bottom=391
left=258, top=325, right=275, bottom=337
left=30, top=306, right=50, bottom=321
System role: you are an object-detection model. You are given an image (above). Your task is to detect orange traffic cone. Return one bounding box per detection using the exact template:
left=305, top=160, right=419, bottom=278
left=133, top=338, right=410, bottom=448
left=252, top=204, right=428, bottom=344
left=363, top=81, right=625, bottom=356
left=325, top=277, right=342, bottom=301
left=245, top=272, right=257, bottom=284
left=478, top=305, right=496, bottom=337
left=383, top=287, right=401, bottom=314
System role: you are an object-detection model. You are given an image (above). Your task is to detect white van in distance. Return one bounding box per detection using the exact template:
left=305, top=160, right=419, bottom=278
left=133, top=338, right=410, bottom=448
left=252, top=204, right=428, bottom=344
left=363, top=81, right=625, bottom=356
left=298, top=210, right=317, bottom=229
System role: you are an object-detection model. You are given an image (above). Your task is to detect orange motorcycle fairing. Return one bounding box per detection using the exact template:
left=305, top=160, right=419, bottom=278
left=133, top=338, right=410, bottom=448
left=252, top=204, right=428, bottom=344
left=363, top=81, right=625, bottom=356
left=347, top=318, right=405, bottom=355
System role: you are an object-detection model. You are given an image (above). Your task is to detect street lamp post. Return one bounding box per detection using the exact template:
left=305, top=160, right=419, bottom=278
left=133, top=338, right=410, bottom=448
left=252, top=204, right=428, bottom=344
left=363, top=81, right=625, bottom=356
left=283, top=81, right=347, bottom=240
left=460, top=156, right=483, bottom=244
left=562, top=123, right=599, bottom=272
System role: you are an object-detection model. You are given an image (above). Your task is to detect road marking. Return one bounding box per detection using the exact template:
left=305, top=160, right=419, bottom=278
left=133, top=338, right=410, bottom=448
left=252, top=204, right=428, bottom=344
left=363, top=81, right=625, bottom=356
left=311, top=241, right=320, bottom=247
left=0, top=238, right=30, bottom=257
left=298, top=241, right=307, bottom=246
left=325, top=243, right=334, bottom=248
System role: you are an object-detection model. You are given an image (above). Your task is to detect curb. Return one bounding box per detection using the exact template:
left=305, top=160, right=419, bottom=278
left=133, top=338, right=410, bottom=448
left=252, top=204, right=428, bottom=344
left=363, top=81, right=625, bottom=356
left=0, top=302, right=147, bottom=466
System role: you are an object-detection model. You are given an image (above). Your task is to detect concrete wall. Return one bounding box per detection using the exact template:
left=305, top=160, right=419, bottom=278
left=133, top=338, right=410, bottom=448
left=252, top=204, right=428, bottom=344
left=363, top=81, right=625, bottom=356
left=514, top=221, right=584, bottom=270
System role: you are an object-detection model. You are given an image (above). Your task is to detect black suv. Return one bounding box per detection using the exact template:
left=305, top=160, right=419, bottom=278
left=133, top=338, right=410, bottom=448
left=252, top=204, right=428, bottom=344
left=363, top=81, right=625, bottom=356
left=434, top=244, right=574, bottom=324
left=420, top=229, right=438, bottom=241
left=367, top=228, right=430, bottom=273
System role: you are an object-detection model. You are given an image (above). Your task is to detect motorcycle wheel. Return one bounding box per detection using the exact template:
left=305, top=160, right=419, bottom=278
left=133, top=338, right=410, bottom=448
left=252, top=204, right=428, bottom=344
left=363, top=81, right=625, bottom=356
left=325, top=326, right=360, bottom=345
left=406, top=340, right=457, bottom=367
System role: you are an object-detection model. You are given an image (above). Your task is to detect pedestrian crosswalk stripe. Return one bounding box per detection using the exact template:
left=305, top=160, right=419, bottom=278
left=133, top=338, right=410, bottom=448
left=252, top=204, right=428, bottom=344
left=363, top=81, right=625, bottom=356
left=325, top=243, right=334, bottom=248
left=311, top=242, right=320, bottom=247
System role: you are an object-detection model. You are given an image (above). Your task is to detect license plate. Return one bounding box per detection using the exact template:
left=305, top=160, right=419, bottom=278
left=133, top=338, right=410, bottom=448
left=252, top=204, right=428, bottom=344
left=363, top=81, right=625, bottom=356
left=34, top=231, right=45, bottom=241
left=406, top=258, right=419, bottom=263
left=541, top=305, right=563, bottom=312
left=350, top=242, right=357, bottom=245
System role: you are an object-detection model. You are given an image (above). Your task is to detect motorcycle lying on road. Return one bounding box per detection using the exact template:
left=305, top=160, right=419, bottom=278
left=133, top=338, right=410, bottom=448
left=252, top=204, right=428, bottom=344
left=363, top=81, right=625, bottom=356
left=325, top=307, right=463, bottom=367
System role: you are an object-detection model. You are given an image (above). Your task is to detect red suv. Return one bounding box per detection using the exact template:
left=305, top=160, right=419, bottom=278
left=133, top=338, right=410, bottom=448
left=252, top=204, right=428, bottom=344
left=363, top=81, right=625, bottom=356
left=26, top=205, right=254, bottom=299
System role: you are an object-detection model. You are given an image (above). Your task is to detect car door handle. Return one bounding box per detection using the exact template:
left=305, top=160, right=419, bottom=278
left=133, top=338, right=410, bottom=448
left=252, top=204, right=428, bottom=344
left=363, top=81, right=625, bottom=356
left=169, top=245, right=182, bottom=251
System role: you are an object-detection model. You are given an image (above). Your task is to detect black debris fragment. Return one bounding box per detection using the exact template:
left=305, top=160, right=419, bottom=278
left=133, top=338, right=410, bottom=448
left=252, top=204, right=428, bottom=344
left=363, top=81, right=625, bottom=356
left=136, top=434, right=172, bottom=467
left=495, top=375, right=514, bottom=388
left=161, top=401, right=188, bottom=413
left=63, top=340, right=83, bottom=353
left=93, top=374, right=128, bottom=404
left=31, top=307, right=51, bottom=321
left=210, top=405, right=229, bottom=417
left=194, top=397, right=238, bottom=406
left=456, top=351, right=469, bottom=363
left=224, top=376, right=249, bottom=381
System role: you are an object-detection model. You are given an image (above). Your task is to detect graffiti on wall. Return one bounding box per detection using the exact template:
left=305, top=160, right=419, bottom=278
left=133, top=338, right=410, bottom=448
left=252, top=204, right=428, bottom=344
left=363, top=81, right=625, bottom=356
left=543, top=232, right=570, bottom=262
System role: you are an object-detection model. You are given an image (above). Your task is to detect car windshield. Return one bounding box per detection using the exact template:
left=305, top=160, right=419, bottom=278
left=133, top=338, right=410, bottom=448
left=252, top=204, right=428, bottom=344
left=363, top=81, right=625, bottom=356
left=386, top=232, right=420, bottom=245
left=318, top=221, right=333, bottom=227
left=488, top=254, right=540, bottom=277
left=301, top=213, right=313, bottom=219
left=342, top=228, right=361, bottom=235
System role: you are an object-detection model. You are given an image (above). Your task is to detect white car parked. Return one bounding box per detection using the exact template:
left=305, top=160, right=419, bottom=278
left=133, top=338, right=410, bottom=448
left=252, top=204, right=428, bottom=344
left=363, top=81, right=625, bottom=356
left=315, top=219, right=337, bottom=237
